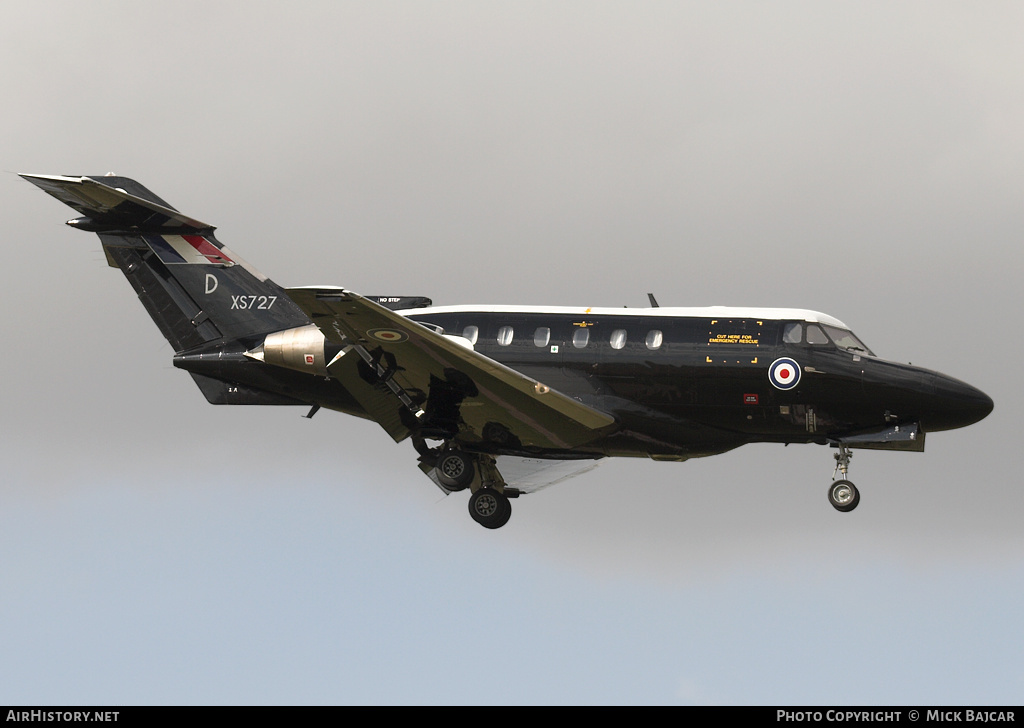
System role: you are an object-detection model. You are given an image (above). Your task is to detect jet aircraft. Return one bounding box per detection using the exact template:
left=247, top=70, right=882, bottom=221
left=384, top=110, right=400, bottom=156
left=23, top=173, right=994, bottom=528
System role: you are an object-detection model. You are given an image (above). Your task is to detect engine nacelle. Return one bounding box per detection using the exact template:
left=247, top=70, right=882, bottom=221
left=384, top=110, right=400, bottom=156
left=248, top=324, right=331, bottom=376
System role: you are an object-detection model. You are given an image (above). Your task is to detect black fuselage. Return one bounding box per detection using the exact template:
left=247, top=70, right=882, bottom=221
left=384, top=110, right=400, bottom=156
left=171, top=304, right=993, bottom=461
left=396, top=307, right=993, bottom=460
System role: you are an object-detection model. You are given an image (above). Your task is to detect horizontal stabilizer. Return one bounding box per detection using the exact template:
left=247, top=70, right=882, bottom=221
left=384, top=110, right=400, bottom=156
left=20, top=174, right=213, bottom=233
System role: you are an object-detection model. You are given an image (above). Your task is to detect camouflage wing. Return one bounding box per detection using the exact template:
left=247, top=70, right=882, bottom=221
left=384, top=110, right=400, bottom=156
left=285, top=287, right=616, bottom=452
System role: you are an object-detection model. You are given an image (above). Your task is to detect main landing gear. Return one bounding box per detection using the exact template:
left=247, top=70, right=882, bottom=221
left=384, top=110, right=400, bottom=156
left=435, top=449, right=475, bottom=491
left=423, top=443, right=516, bottom=529
left=828, top=443, right=860, bottom=512
left=468, top=487, right=512, bottom=530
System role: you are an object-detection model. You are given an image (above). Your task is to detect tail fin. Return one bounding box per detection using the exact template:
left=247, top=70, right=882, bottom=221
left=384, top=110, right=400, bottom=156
left=22, top=174, right=310, bottom=350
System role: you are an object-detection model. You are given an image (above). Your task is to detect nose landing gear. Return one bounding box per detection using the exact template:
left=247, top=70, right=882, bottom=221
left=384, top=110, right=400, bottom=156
left=828, top=478, right=860, bottom=512
left=828, top=443, right=860, bottom=512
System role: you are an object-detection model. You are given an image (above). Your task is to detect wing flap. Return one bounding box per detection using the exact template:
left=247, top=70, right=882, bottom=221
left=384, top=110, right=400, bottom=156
left=494, top=456, right=602, bottom=493
left=286, top=287, right=616, bottom=451
left=418, top=456, right=602, bottom=495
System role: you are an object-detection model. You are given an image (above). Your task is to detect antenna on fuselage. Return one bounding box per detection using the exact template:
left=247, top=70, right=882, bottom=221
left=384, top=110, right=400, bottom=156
left=647, top=293, right=660, bottom=308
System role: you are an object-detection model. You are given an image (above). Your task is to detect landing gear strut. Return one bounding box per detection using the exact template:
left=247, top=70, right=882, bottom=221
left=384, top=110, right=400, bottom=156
left=828, top=443, right=860, bottom=512
left=420, top=440, right=517, bottom=528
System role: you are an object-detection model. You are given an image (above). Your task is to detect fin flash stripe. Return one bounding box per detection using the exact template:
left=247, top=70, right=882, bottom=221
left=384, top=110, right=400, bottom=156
left=143, top=234, right=235, bottom=266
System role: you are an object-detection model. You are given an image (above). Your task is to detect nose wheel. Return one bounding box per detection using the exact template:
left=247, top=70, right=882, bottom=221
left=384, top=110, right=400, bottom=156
left=828, top=479, right=860, bottom=512
left=828, top=443, right=860, bottom=512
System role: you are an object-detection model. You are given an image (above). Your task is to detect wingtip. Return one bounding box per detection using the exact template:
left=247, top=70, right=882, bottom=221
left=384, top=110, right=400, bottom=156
left=19, top=173, right=84, bottom=185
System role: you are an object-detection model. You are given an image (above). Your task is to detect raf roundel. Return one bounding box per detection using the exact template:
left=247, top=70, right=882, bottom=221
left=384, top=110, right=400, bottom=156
left=769, top=357, right=801, bottom=390
left=367, top=328, right=409, bottom=343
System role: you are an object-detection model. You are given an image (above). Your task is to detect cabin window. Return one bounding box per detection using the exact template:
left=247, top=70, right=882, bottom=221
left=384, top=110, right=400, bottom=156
left=645, top=329, right=663, bottom=350
left=783, top=323, right=802, bottom=344
left=534, top=327, right=550, bottom=347
left=497, top=325, right=514, bottom=346
left=462, top=325, right=479, bottom=345
left=610, top=329, right=627, bottom=350
left=806, top=324, right=829, bottom=345
left=572, top=328, right=590, bottom=348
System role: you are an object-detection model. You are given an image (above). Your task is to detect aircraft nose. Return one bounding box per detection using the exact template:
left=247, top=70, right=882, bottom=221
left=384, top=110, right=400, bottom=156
left=924, top=373, right=994, bottom=432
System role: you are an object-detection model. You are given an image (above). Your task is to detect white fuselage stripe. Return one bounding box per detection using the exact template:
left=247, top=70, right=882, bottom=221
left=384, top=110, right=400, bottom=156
left=395, top=304, right=849, bottom=329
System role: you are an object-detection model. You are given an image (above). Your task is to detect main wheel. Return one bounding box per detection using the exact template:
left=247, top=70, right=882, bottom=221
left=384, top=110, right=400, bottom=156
left=468, top=488, right=512, bottom=529
left=828, top=479, right=860, bottom=512
left=435, top=450, right=475, bottom=491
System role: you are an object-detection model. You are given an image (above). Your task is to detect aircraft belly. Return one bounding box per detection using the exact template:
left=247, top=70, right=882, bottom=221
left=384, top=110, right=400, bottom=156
left=173, top=348, right=371, bottom=419
left=512, top=351, right=872, bottom=449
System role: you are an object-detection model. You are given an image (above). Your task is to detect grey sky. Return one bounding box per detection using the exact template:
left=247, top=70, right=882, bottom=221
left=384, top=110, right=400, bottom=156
left=2, top=1, right=1021, bottom=704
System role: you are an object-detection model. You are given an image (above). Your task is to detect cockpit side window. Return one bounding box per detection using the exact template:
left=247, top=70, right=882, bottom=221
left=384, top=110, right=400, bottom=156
left=783, top=323, right=802, bottom=344
left=806, top=324, right=829, bottom=345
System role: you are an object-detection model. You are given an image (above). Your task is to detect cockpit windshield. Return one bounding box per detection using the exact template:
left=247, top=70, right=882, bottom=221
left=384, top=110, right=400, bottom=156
left=822, top=324, right=873, bottom=356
